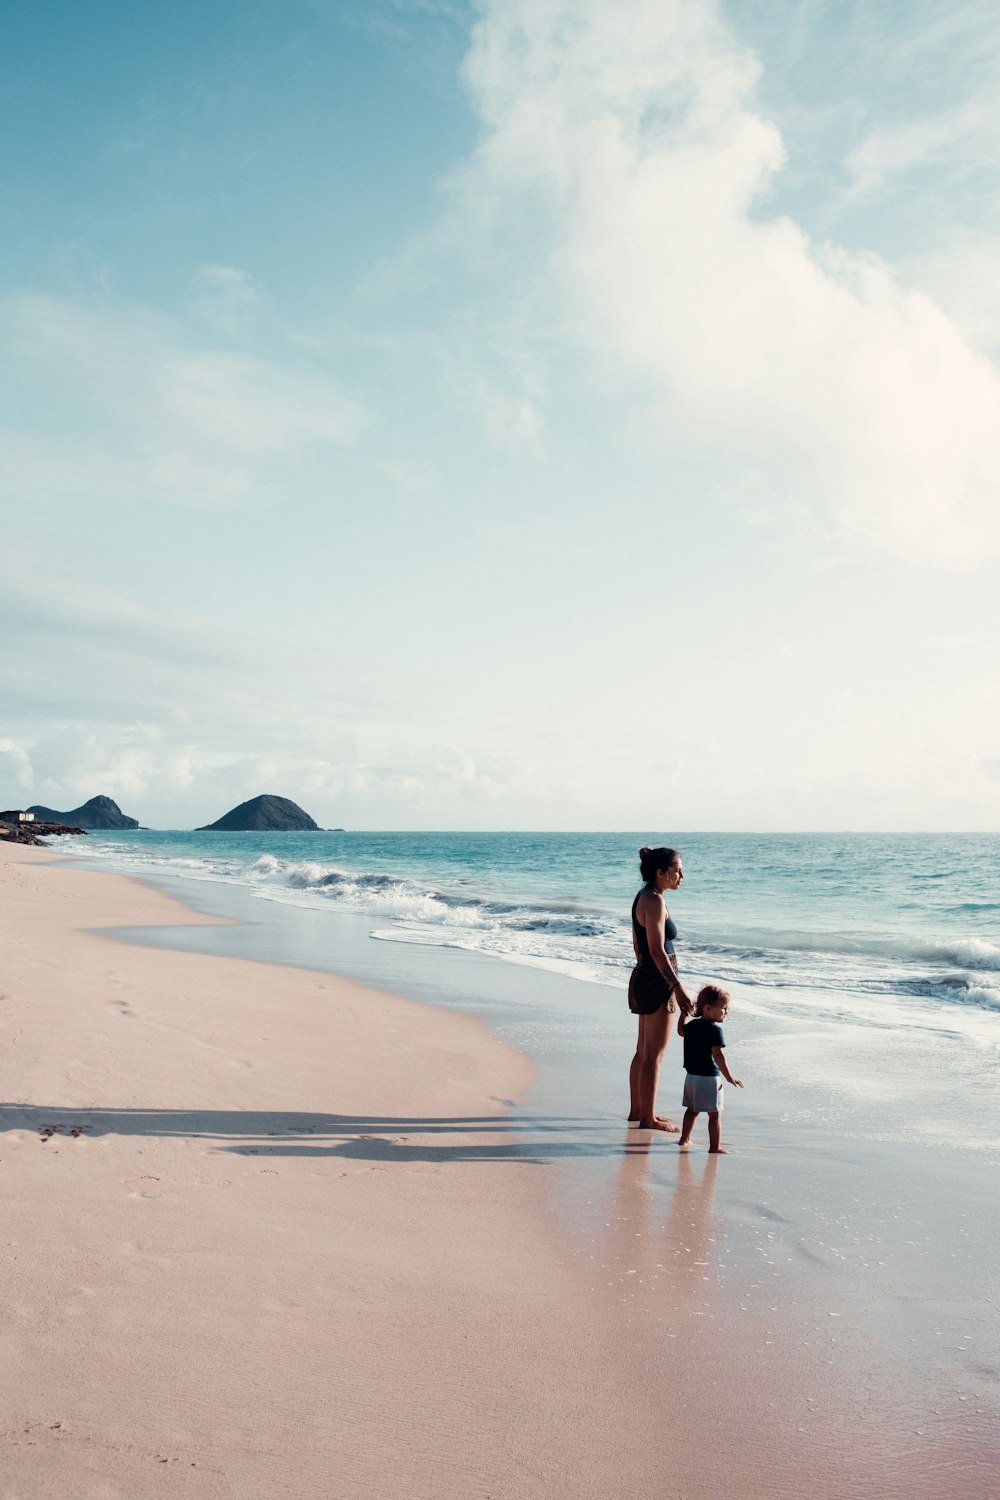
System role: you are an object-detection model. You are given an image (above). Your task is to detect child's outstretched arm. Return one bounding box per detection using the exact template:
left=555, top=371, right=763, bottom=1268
left=712, top=1046, right=743, bottom=1088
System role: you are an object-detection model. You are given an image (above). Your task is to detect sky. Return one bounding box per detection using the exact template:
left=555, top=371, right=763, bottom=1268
left=2, top=0, right=1000, bottom=832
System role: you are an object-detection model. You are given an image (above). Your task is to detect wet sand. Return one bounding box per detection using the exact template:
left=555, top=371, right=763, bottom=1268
left=2, top=842, right=996, bottom=1498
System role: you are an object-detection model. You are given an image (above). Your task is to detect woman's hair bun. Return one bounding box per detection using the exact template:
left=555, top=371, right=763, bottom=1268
left=638, top=844, right=679, bottom=880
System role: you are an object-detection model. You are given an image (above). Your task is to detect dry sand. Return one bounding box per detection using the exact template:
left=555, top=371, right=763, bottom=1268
left=1, top=843, right=989, bottom=1499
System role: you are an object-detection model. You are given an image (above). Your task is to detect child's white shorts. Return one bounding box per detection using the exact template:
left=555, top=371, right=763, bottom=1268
left=683, top=1074, right=724, bottom=1113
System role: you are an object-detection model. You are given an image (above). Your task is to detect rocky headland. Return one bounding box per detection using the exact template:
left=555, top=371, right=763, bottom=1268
left=27, top=795, right=139, bottom=830
left=0, top=816, right=86, bottom=846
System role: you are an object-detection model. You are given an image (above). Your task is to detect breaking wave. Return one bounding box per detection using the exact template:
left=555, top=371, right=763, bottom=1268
left=65, top=833, right=1000, bottom=1021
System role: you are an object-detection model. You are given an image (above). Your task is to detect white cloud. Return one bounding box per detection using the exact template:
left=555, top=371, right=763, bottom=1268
left=462, top=369, right=543, bottom=445
left=901, top=233, right=1000, bottom=355
left=382, top=457, right=436, bottom=492
left=0, top=283, right=368, bottom=511
left=1, top=720, right=542, bottom=830
left=0, top=740, right=33, bottom=796
left=0, top=568, right=559, bottom=826
left=446, top=0, right=1000, bottom=564
left=0, top=565, right=366, bottom=740
left=837, top=0, right=1000, bottom=203
left=844, top=95, right=999, bottom=204
left=189, top=264, right=266, bottom=339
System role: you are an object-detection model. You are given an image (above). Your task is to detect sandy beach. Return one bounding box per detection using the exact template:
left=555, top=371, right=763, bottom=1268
left=2, top=842, right=997, bottom=1500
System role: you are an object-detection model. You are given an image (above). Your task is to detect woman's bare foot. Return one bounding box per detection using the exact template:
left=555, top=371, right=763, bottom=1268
left=639, top=1117, right=679, bottom=1132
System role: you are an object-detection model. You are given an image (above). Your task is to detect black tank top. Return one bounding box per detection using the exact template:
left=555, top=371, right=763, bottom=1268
left=631, top=884, right=677, bottom=965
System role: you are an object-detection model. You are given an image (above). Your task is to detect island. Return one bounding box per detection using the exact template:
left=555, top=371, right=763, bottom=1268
left=27, top=795, right=139, bottom=830
left=196, top=795, right=320, bottom=832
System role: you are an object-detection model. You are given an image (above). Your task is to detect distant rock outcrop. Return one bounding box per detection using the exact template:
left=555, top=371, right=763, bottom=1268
left=0, top=818, right=86, bottom=846
left=27, top=795, right=139, bottom=830
left=196, top=795, right=320, bottom=832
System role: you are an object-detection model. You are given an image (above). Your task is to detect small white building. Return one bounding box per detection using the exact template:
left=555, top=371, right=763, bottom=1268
left=0, top=810, right=35, bottom=823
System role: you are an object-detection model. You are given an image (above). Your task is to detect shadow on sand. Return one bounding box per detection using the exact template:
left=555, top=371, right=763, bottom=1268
left=0, top=1104, right=637, bottom=1166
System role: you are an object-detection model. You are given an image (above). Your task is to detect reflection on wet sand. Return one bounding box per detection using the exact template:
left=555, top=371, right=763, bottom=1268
left=601, top=1136, right=725, bottom=1344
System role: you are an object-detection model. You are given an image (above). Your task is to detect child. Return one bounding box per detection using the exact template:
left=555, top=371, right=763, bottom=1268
left=677, top=984, right=743, bottom=1153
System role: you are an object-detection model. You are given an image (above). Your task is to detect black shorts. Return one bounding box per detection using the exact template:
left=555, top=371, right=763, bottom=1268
left=628, top=965, right=676, bottom=1016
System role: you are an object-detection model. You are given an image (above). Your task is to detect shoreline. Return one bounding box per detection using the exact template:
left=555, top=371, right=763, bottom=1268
left=3, top=842, right=997, bottom=1498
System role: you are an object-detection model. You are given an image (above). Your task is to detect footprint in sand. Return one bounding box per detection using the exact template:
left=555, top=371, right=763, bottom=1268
left=39, top=1124, right=90, bottom=1141
left=125, top=1172, right=162, bottom=1199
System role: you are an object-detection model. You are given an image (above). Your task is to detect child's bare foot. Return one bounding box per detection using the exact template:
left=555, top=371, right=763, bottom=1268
left=678, top=1137, right=692, bottom=1151
left=708, top=1146, right=730, bottom=1154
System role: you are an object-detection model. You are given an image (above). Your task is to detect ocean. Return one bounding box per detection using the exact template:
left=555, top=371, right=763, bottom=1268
left=65, top=827, right=1000, bottom=1017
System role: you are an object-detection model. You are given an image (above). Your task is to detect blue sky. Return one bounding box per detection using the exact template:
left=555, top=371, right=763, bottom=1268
left=3, top=0, right=999, bottom=830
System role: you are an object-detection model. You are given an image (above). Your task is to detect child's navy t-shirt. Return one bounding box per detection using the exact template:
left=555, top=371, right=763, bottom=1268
left=682, top=1017, right=725, bottom=1076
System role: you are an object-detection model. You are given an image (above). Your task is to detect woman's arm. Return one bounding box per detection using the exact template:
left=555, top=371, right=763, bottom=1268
left=664, top=951, right=693, bottom=1014
left=639, top=893, right=692, bottom=1011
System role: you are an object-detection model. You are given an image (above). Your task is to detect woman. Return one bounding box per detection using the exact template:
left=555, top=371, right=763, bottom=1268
left=628, top=845, right=693, bottom=1132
